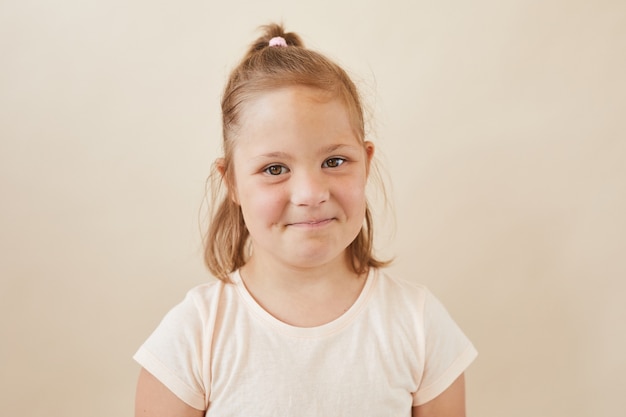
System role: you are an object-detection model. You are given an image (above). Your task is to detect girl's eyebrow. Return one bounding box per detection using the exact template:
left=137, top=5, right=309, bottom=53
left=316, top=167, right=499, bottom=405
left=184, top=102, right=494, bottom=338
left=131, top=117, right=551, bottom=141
left=250, top=144, right=360, bottom=161
left=321, top=143, right=359, bottom=154
left=247, top=151, right=292, bottom=166
left=253, top=151, right=291, bottom=160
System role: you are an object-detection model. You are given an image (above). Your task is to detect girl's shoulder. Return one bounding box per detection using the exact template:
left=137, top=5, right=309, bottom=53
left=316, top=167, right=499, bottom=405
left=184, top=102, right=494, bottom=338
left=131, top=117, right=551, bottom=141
left=374, top=268, right=432, bottom=300
left=140, top=278, right=239, bottom=347
left=371, top=269, right=453, bottom=319
left=184, top=277, right=228, bottom=298
left=178, top=277, right=238, bottom=314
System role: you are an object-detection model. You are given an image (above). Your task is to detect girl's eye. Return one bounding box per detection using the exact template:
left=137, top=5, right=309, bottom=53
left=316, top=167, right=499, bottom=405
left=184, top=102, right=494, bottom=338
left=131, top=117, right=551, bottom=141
left=264, top=165, right=288, bottom=176
left=323, top=157, right=346, bottom=168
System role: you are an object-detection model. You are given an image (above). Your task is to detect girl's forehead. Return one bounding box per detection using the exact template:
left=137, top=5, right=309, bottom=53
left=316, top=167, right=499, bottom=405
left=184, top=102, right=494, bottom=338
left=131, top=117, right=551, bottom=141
left=242, top=86, right=339, bottom=114
left=225, top=98, right=373, bottom=179
left=237, top=88, right=359, bottom=139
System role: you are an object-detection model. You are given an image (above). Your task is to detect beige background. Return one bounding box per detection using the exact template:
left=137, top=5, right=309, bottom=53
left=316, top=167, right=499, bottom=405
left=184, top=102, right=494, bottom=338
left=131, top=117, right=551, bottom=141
left=1, top=0, right=625, bottom=416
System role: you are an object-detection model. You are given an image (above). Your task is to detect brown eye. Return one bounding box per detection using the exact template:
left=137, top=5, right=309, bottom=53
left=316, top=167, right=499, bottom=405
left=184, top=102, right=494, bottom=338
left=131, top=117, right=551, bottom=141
left=323, top=157, right=345, bottom=168
left=264, top=165, right=288, bottom=175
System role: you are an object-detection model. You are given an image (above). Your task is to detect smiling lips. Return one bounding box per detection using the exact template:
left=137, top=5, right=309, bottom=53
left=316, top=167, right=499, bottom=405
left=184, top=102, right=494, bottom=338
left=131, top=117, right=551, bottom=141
left=288, top=218, right=334, bottom=228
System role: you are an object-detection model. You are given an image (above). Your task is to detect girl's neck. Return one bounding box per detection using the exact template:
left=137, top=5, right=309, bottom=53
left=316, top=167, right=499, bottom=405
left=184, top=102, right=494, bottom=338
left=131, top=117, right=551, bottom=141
left=238, top=254, right=367, bottom=327
left=241, top=251, right=358, bottom=289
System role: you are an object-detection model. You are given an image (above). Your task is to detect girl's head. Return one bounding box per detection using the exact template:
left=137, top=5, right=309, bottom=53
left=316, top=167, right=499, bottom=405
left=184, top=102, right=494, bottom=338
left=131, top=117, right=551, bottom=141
left=205, top=23, right=388, bottom=281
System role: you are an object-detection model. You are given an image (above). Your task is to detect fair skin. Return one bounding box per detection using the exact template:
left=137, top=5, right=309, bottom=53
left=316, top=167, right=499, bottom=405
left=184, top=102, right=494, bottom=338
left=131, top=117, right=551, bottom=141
left=135, top=369, right=204, bottom=417
left=135, top=86, right=468, bottom=416
left=413, top=374, right=467, bottom=417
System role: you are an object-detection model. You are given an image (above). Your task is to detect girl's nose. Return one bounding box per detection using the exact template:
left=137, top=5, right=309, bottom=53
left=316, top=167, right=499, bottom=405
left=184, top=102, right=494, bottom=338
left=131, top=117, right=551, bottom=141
left=290, top=170, right=329, bottom=206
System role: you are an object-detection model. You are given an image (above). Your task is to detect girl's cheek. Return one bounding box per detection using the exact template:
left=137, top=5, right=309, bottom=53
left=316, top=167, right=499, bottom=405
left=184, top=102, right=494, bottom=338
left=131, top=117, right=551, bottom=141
left=251, top=184, right=287, bottom=209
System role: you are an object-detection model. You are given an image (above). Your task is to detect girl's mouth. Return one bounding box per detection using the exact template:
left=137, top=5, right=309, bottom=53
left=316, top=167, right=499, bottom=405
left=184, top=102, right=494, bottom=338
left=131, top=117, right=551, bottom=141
left=288, top=218, right=334, bottom=228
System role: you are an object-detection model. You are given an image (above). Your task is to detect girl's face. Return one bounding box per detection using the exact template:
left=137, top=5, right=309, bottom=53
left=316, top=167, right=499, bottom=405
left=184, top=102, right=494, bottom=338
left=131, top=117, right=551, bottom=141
left=229, top=86, right=374, bottom=272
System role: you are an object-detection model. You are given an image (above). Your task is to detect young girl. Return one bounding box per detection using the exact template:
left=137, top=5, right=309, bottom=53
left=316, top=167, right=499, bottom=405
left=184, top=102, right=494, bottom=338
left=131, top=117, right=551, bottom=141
left=134, top=24, right=477, bottom=417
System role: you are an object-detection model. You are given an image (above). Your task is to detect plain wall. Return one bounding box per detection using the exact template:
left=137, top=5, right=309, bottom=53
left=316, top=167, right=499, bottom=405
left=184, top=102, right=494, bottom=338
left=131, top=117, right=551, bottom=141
left=1, top=0, right=624, bottom=416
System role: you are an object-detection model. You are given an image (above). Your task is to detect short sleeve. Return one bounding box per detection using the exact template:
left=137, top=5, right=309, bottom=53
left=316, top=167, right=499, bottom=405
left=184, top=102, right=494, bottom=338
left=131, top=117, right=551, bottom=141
left=412, top=289, right=478, bottom=406
left=133, top=290, right=209, bottom=410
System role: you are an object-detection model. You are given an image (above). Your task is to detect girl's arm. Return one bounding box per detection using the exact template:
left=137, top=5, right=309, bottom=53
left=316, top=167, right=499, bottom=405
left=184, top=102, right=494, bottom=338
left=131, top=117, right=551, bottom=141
left=412, top=373, right=467, bottom=417
left=135, top=368, right=205, bottom=417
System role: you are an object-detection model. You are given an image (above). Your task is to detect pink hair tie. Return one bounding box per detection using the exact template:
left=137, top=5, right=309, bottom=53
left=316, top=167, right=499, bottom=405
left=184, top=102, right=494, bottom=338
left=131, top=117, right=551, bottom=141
left=268, top=36, right=288, bottom=47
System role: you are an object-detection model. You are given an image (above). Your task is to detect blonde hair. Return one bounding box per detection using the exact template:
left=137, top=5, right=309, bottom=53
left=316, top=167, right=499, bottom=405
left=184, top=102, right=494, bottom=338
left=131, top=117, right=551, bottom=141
left=204, top=23, right=389, bottom=281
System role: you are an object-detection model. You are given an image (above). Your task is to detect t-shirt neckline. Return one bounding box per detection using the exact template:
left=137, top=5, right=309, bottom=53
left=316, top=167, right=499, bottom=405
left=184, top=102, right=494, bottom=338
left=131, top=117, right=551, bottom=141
left=230, top=268, right=377, bottom=339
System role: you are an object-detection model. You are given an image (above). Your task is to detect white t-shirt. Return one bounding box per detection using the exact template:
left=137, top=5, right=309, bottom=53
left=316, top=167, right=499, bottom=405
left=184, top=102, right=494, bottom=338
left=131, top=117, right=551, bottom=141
left=134, top=268, right=477, bottom=416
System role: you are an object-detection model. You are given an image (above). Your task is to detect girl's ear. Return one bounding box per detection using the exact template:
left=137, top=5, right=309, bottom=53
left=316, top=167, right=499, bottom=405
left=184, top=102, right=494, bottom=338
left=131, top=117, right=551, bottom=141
left=364, top=141, right=375, bottom=175
left=215, top=158, right=227, bottom=177
left=215, top=158, right=239, bottom=204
